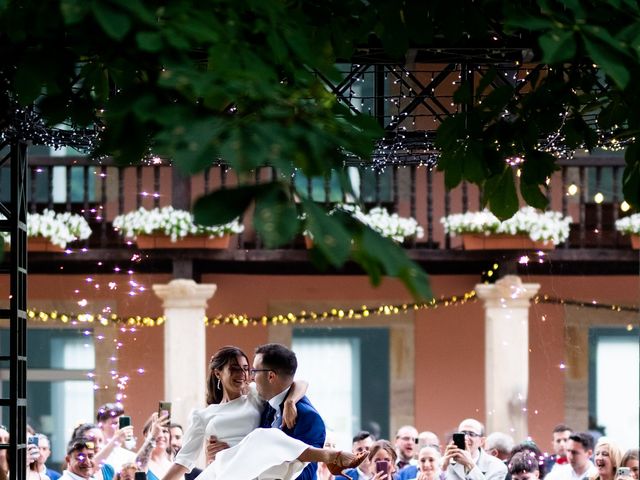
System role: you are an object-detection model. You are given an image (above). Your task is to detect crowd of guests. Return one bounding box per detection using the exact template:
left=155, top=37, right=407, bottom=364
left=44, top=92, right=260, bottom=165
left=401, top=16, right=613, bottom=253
left=0, top=403, right=194, bottom=480
left=0, top=406, right=637, bottom=480
left=317, top=421, right=638, bottom=480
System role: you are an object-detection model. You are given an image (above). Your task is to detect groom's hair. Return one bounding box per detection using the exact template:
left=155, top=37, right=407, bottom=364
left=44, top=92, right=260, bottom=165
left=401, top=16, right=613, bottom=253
left=255, top=343, right=297, bottom=377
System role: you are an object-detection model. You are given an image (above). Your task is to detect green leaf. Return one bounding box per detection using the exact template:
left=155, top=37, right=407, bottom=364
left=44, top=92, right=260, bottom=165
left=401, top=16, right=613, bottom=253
left=403, top=1, right=433, bottom=44
left=622, top=162, right=640, bottom=210
left=625, top=141, right=640, bottom=166
left=110, top=0, right=156, bottom=25
left=562, top=0, right=586, bottom=19
left=352, top=229, right=431, bottom=300
left=622, top=143, right=640, bottom=209
left=435, top=115, right=465, bottom=150
left=219, top=128, right=264, bottom=172
left=484, top=168, right=518, bottom=219
left=193, top=184, right=268, bottom=226
left=92, top=1, right=132, bottom=40
left=14, top=60, right=42, bottom=104
left=438, top=148, right=464, bottom=189
left=461, top=140, right=487, bottom=183
left=582, top=33, right=630, bottom=89
left=136, top=32, right=163, bottom=52
left=253, top=184, right=299, bottom=248
left=504, top=7, right=555, bottom=31
left=520, top=182, right=549, bottom=210
left=476, top=67, right=497, bottom=99
left=452, top=82, right=473, bottom=105
left=480, top=85, right=513, bottom=113
left=302, top=200, right=351, bottom=268
left=539, top=29, right=576, bottom=64
left=60, top=0, right=89, bottom=24
left=521, top=151, right=558, bottom=184
left=374, top=2, right=409, bottom=59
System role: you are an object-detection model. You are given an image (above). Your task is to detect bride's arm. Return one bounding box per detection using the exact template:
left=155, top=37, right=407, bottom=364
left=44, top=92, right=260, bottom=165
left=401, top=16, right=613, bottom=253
left=162, top=464, right=188, bottom=480
left=282, top=380, right=309, bottom=429
left=167, top=409, right=206, bottom=476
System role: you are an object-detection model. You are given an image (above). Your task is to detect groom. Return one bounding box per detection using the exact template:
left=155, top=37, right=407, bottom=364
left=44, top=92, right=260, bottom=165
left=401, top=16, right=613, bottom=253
left=252, top=343, right=326, bottom=480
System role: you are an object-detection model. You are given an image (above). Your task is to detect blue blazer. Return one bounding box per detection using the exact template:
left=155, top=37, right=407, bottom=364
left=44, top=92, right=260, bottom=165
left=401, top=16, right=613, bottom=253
left=260, top=395, right=326, bottom=480
left=336, top=468, right=360, bottom=480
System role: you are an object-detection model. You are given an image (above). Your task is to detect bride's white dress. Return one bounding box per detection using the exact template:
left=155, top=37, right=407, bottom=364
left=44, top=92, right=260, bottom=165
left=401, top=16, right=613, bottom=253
left=174, top=385, right=309, bottom=480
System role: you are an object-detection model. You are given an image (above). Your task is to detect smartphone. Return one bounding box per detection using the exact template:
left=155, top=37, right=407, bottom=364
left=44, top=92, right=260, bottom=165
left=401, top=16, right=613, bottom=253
left=617, top=468, right=632, bottom=477
left=27, top=436, right=40, bottom=463
left=118, top=415, right=131, bottom=429
left=375, top=459, right=390, bottom=475
left=134, top=472, right=147, bottom=480
left=453, top=432, right=466, bottom=450
left=158, top=401, right=172, bottom=422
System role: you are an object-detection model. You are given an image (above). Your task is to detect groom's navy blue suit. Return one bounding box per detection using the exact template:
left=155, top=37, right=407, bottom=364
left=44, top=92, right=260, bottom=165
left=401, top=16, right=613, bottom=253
left=260, top=395, right=326, bottom=480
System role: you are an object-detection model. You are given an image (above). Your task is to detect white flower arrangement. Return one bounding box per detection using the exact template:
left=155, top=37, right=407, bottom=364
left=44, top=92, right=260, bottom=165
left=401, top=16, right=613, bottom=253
left=440, top=207, right=573, bottom=245
left=332, top=204, right=424, bottom=243
left=1, top=209, right=92, bottom=248
left=615, top=213, right=640, bottom=235
left=112, top=206, right=244, bottom=242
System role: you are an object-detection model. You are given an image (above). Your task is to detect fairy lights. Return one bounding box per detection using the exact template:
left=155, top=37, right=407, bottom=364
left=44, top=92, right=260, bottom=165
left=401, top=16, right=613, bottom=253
left=23, top=292, right=638, bottom=329
left=205, top=291, right=477, bottom=327
left=26, top=308, right=165, bottom=327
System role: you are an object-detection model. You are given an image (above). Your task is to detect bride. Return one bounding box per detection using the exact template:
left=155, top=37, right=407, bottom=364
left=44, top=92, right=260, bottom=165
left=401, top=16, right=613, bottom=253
left=161, top=345, right=366, bottom=480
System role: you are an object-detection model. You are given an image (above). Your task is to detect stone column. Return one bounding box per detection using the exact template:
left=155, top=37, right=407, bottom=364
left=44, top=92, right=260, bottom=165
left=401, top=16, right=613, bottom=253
left=153, top=279, right=217, bottom=428
left=475, top=275, right=540, bottom=439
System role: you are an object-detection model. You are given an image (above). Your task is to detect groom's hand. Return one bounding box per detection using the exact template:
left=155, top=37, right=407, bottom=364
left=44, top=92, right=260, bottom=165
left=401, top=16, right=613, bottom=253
left=206, top=436, right=230, bottom=464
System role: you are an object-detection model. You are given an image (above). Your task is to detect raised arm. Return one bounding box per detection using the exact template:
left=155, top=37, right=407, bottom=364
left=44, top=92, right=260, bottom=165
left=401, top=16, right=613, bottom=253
left=282, top=380, right=308, bottom=429
left=95, top=425, right=134, bottom=466
left=135, top=412, right=169, bottom=471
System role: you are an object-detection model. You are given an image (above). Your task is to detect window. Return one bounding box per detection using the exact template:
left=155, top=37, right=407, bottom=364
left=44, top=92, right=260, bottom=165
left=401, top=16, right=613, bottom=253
left=292, top=327, right=389, bottom=448
left=0, top=328, right=95, bottom=469
left=589, top=327, right=639, bottom=448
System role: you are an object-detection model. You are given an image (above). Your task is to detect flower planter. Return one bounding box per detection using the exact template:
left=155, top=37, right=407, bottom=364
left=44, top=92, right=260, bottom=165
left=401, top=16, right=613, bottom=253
left=28, top=237, right=67, bottom=252
left=631, top=235, right=640, bottom=249
left=462, top=234, right=554, bottom=250
left=136, top=234, right=231, bottom=249
left=304, top=236, right=314, bottom=249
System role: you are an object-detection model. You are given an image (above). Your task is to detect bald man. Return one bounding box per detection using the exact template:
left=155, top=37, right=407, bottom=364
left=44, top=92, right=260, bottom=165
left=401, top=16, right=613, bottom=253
left=443, top=418, right=507, bottom=480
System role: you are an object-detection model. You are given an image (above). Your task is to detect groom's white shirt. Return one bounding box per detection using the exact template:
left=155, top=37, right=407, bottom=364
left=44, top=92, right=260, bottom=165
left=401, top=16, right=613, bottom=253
left=268, top=386, right=291, bottom=427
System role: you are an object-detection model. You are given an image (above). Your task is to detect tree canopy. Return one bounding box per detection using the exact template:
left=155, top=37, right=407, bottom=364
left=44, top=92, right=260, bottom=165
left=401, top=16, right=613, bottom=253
left=1, top=0, right=639, bottom=299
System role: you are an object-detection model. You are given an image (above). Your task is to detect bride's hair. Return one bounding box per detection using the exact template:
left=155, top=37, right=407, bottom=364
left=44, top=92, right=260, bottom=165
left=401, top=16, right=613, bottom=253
left=207, top=346, right=249, bottom=404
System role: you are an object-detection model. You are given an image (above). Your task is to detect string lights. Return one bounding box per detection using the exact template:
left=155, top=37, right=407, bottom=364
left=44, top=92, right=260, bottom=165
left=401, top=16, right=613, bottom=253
left=24, top=291, right=638, bottom=329
left=26, top=308, right=165, bottom=327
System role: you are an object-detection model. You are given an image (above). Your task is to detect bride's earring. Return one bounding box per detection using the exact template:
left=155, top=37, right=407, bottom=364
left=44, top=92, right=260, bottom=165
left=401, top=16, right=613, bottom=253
left=217, top=377, right=221, bottom=389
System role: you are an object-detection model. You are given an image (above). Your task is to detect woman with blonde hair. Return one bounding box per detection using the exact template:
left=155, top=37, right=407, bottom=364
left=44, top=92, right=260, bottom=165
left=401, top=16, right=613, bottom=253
left=592, top=437, right=624, bottom=480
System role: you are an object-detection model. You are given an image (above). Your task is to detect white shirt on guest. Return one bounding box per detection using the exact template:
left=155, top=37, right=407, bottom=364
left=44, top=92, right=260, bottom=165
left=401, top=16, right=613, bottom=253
left=545, top=461, right=597, bottom=480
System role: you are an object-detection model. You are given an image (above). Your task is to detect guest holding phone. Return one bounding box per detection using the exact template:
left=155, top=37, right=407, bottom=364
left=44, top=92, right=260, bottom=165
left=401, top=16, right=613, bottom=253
left=368, top=440, right=399, bottom=480
left=135, top=411, right=172, bottom=480
left=619, top=450, right=639, bottom=480
left=442, top=419, right=507, bottom=480
left=96, top=404, right=137, bottom=470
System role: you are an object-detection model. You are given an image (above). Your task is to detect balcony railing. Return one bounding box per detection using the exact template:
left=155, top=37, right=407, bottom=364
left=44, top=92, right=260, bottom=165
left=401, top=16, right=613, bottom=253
left=1, top=153, right=630, bottom=254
